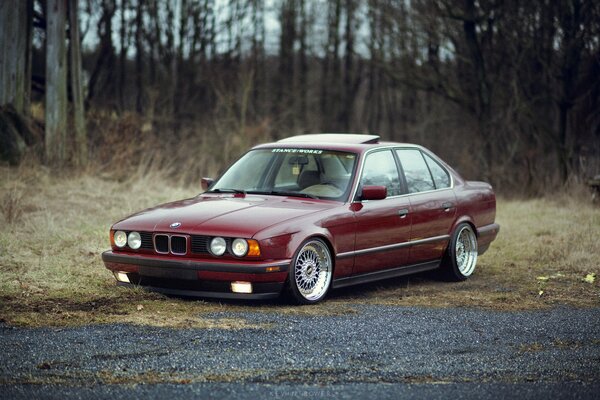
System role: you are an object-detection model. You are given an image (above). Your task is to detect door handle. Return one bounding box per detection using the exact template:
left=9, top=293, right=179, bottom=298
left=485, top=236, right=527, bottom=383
left=398, top=208, right=409, bottom=218
left=442, top=202, right=454, bottom=211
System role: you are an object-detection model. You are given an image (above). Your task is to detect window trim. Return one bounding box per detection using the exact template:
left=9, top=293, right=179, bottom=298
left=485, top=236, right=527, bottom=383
left=352, top=148, right=404, bottom=201
left=351, top=145, right=455, bottom=203
left=421, top=151, right=451, bottom=190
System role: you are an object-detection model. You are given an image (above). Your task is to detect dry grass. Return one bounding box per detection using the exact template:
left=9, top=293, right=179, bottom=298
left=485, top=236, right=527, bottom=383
left=358, top=195, right=600, bottom=309
left=0, top=165, right=598, bottom=328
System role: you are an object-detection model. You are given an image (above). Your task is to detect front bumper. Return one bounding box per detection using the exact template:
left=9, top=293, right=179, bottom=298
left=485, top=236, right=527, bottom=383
left=102, top=251, right=290, bottom=300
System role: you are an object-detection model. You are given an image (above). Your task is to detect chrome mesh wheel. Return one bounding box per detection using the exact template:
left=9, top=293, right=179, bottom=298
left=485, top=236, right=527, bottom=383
left=293, top=240, right=332, bottom=301
left=455, top=225, right=478, bottom=277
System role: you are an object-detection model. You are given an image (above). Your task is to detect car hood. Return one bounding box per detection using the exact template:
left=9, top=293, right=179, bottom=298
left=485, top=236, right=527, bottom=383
left=112, top=194, right=338, bottom=238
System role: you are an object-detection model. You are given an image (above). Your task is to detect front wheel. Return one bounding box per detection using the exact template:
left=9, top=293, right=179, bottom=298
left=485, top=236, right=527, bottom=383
left=287, top=238, right=333, bottom=304
left=441, top=223, right=478, bottom=281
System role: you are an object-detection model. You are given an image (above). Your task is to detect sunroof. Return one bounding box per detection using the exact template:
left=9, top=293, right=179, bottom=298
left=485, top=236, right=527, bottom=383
left=278, top=134, right=380, bottom=144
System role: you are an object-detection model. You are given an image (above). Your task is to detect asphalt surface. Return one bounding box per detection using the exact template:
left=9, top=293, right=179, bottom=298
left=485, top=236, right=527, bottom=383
left=1, top=305, right=599, bottom=399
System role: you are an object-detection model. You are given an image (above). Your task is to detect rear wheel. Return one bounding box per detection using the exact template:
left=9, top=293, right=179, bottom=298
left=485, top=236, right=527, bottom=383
left=287, top=238, right=333, bottom=304
left=441, top=223, right=478, bottom=281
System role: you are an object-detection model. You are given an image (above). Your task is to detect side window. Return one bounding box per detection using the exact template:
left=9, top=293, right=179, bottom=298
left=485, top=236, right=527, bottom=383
left=361, top=150, right=401, bottom=196
left=423, top=153, right=450, bottom=189
left=396, top=149, right=435, bottom=193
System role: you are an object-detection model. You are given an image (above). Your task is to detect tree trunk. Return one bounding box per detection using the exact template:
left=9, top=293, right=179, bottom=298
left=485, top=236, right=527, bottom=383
left=45, top=0, right=68, bottom=166
left=24, top=0, right=33, bottom=114
left=0, top=1, right=29, bottom=114
left=250, top=0, right=265, bottom=117
left=555, top=0, right=584, bottom=184
left=174, top=0, right=188, bottom=117
left=298, top=0, right=308, bottom=128
left=462, top=0, right=493, bottom=180
left=135, top=0, right=144, bottom=113
left=331, top=0, right=341, bottom=129
left=321, top=0, right=341, bottom=129
left=275, top=0, right=296, bottom=130
left=69, top=0, right=87, bottom=167
left=119, top=0, right=128, bottom=111
left=86, top=0, right=116, bottom=108
left=340, top=0, right=355, bottom=129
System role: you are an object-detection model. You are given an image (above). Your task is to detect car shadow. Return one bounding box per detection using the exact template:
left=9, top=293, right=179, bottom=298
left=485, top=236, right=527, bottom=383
left=328, top=270, right=441, bottom=301
left=165, top=270, right=442, bottom=308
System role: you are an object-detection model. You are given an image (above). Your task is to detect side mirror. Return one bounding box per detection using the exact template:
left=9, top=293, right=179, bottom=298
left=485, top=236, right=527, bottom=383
left=201, top=177, right=214, bottom=191
left=361, top=185, right=387, bottom=201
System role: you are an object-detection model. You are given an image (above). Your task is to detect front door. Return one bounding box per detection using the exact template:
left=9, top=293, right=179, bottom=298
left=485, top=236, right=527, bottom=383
left=352, top=150, right=411, bottom=274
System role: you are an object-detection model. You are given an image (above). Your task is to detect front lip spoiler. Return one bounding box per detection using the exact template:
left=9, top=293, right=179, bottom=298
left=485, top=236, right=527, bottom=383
left=102, top=251, right=290, bottom=274
left=116, top=282, right=281, bottom=300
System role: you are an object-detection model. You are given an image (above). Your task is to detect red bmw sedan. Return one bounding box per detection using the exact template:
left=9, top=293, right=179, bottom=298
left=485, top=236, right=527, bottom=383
left=102, top=134, right=499, bottom=304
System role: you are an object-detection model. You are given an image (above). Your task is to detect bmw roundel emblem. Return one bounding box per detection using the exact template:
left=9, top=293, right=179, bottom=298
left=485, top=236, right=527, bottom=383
left=170, top=222, right=182, bottom=228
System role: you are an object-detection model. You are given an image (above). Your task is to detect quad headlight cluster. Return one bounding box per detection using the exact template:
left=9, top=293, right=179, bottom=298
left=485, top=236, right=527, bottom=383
left=210, top=237, right=260, bottom=257
left=112, top=230, right=260, bottom=257
left=113, top=230, right=142, bottom=250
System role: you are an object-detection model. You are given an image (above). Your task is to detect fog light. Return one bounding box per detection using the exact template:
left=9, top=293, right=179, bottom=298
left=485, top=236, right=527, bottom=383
left=114, top=271, right=130, bottom=283
left=231, top=281, right=252, bottom=294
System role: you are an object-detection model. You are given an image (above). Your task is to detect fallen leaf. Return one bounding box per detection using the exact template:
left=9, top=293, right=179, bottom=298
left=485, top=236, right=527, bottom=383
left=536, top=276, right=549, bottom=281
left=136, top=304, right=144, bottom=311
left=538, top=290, right=544, bottom=296
left=583, top=273, right=596, bottom=284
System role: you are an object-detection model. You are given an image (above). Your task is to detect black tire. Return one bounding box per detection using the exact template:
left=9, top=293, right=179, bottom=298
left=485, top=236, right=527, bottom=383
left=286, top=238, right=333, bottom=304
left=441, top=223, right=478, bottom=281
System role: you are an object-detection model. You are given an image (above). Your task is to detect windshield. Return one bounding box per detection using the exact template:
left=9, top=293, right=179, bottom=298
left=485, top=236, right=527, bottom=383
left=210, top=148, right=358, bottom=201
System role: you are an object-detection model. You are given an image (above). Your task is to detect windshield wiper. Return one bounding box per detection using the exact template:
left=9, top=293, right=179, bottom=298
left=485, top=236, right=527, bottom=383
left=207, top=188, right=246, bottom=195
left=266, top=190, right=318, bottom=199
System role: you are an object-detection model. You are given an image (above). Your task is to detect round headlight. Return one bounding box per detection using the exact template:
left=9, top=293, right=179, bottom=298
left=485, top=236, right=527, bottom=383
left=231, top=238, right=248, bottom=257
left=128, top=231, right=142, bottom=249
left=114, top=230, right=127, bottom=248
left=210, top=237, right=227, bottom=256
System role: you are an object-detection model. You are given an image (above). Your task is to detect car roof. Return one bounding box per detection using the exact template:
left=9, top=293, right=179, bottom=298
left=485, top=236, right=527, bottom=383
left=254, top=133, right=419, bottom=153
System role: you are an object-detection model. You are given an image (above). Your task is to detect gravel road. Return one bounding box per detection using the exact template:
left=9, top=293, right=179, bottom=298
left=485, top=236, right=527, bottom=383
left=1, top=305, right=599, bottom=399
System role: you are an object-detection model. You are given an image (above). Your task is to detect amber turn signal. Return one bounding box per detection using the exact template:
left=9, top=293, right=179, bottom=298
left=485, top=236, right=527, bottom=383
left=247, top=239, right=261, bottom=256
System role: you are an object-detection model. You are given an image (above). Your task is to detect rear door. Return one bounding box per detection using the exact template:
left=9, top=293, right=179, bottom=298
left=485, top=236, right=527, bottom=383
left=352, top=149, right=411, bottom=274
left=395, top=148, right=456, bottom=264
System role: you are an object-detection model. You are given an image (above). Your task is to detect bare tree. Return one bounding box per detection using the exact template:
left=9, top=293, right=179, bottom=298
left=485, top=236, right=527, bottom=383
left=45, top=0, right=68, bottom=165
left=135, top=0, right=144, bottom=113
left=0, top=1, right=30, bottom=114
left=69, top=0, right=87, bottom=166
left=119, top=0, right=129, bottom=111
left=58, top=0, right=600, bottom=190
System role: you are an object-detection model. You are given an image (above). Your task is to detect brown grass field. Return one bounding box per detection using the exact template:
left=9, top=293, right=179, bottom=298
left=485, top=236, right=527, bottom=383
left=0, top=165, right=598, bottom=328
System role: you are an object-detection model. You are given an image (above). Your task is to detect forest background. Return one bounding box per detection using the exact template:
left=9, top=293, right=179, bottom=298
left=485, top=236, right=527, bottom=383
left=1, top=0, right=600, bottom=194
